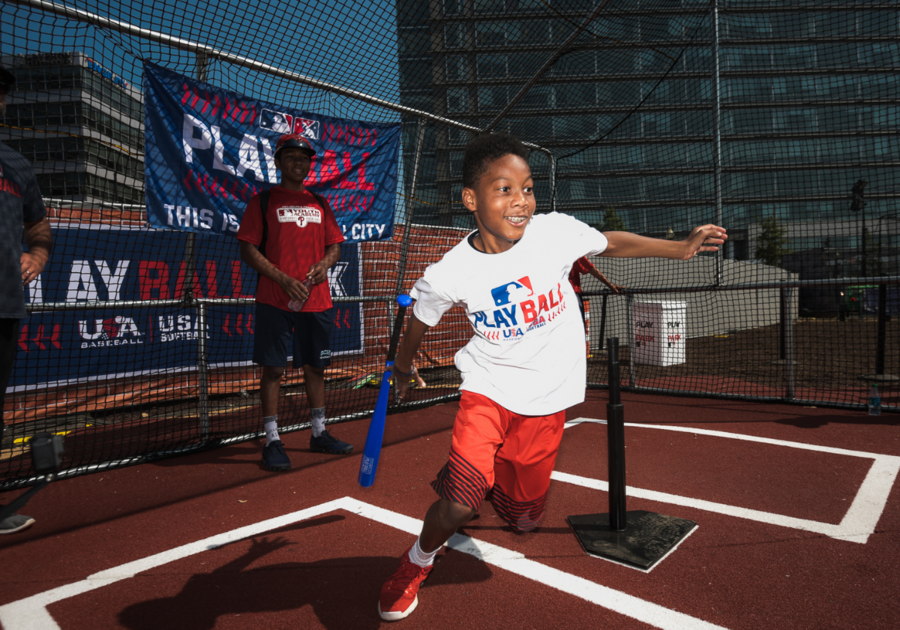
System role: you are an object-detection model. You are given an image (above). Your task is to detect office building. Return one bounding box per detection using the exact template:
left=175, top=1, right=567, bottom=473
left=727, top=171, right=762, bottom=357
left=0, top=51, right=144, bottom=208
left=395, top=1, right=899, bottom=263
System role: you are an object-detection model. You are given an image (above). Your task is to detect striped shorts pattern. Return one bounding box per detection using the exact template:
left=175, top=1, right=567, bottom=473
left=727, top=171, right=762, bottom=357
left=487, top=484, right=548, bottom=532
left=430, top=448, right=490, bottom=511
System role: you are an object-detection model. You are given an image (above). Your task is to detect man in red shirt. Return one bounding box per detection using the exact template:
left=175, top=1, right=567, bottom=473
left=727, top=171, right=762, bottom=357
left=237, top=134, right=352, bottom=471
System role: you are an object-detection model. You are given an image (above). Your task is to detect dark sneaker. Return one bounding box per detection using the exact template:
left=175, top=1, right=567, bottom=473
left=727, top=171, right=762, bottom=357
left=261, top=440, right=291, bottom=471
left=378, top=546, right=433, bottom=621
left=0, top=513, right=35, bottom=535
left=309, top=429, right=353, bottom=455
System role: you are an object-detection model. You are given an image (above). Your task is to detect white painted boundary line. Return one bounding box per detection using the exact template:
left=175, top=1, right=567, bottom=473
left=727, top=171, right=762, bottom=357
left=0, top=497, right=725, bottom=630
left=0, top=499, right=348, bottom=630
left=560, top=418, right=900, bottom=544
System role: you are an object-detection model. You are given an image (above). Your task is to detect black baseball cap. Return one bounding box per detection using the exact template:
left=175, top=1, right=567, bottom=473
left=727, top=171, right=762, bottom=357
left=274, top=134, right=316, bottom=159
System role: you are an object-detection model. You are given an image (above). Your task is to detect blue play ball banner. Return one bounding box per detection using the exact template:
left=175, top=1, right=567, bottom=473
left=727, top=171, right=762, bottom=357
left=13, top=226, right=364, bottom=391
left=143, top=62, right=401, bottom=243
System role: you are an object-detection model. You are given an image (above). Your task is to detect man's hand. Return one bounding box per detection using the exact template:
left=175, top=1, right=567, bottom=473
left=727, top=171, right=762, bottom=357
left=681, top=225, right=727, bottom=260
left=20, top=251, right=47, bottom=286
left=279, top=275, right=311, bottom=302
left=306, top=261, right=328, bottom=285
left=21, top=219, right=51, bottom=285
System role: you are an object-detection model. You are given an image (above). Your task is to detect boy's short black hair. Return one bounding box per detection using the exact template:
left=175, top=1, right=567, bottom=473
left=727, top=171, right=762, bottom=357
left=462, top=133, right=529, bottom=189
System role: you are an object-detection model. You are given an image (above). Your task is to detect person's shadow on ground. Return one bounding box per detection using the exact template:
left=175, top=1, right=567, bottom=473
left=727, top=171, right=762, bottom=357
left=117, top=519, right=492, bottom=630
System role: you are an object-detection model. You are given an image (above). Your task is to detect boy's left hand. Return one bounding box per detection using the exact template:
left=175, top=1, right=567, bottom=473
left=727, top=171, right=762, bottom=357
left=681, top=225, right=727, bottom=260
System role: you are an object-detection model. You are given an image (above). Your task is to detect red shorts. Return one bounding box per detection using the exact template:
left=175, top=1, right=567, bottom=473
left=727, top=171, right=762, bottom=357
left=430, top=391, right=566, bottom=532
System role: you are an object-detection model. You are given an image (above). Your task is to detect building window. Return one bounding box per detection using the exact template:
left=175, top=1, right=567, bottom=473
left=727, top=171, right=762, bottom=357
left=475, top=22, right=506, bottom=47
left=556, top=83, right=596, bottom=107
left=477, top=54, right=508, bottom=79
left=445, top=23, right=466, bottom=48
left=443, top=0, right=464, bottom=16
left=477, top=86, right=508, bottom=111
left=446, top=55, right=468, bottom=81
left=474, top=0, right=504, bottom=15
left=446, top=87, right=469, bottom=113
left=516, top=85, right=554, bottom=109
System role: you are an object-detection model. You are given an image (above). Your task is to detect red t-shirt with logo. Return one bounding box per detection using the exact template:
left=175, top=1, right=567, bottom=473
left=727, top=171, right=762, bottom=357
left=237, top=186, right=344, bottom=312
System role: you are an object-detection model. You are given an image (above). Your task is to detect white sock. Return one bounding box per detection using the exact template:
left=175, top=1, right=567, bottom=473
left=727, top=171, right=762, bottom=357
left=407, top=537, right=438, bottom=568
left=311, top=407, right=326, bottom=437
left=263, top=417, right=279, bottom=445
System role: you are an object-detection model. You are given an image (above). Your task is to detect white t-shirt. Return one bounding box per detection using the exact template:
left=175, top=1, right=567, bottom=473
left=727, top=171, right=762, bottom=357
left=411, top=212, right=609, bottom=415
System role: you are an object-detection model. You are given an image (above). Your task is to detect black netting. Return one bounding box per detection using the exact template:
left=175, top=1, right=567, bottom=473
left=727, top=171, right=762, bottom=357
left=1, top=0, right=897, bottom=487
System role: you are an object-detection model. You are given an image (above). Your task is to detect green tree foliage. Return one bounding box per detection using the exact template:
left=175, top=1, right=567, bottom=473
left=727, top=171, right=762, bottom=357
left=755, top=214, right=791, bottom=267
left=601, top=206, right=627, bottom=232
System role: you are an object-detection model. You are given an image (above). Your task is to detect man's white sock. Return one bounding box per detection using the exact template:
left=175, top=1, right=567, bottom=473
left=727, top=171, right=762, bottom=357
left=407, top=537, right=438, bottom=568
left=311, top=407, right=326, bottom=438
left=263, top=417, right=279, bottom=445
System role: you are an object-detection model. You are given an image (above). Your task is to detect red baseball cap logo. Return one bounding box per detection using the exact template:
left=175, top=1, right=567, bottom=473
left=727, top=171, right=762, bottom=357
left=275, top=134, right=316, bottom=158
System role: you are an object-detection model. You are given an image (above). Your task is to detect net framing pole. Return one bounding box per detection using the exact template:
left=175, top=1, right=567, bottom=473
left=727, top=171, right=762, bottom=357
left=712, top=0, right=724, bottom=283
left=393, top=118, right=426, bottom=298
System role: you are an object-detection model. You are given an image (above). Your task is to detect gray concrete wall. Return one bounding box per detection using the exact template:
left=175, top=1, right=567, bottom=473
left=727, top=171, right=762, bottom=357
left=581, top=257, right=798, bottom=350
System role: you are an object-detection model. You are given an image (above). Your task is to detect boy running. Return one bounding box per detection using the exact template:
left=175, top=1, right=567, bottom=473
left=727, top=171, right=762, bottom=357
left=378, top=133, right=726, bottom=621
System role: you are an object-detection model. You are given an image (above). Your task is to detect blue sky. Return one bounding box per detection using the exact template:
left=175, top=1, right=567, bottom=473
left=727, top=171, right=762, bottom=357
left=1, top=0, right=404, bottom=123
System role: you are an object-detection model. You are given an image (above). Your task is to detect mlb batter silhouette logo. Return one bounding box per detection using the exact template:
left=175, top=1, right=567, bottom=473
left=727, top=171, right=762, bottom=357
left=491, top=277, right=533, bottom=307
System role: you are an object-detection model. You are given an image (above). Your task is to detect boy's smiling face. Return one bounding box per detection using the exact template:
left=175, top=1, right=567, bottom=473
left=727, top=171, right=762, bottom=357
left=462, top=153, right=535, bottom=254
left=275, top=148, right=313, bottom=190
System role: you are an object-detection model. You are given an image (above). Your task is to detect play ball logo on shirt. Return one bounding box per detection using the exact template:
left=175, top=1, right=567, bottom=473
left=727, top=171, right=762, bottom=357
left=491, top=277, right=534, bottom=307
left=474, top=275, right=568, bottom=340
left=277, top=206, right=322, bottom=228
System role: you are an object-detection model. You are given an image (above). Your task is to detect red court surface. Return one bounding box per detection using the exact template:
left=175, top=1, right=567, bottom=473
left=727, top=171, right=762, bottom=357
left=1, top=391, right=898, bottom=629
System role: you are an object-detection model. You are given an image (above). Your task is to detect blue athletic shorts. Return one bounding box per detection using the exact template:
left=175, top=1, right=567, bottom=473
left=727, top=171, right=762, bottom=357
left=252, top=303, right=333, bottom=369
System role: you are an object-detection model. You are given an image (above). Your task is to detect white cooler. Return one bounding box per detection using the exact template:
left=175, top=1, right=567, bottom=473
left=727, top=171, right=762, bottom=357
left=633, top=301, right=686, bottom=366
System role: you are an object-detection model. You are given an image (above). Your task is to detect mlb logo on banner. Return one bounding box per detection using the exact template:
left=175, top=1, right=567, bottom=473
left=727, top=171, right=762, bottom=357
left=293, top=118, right=320, bottom=140
left=259, top=109, right=293, bottom=134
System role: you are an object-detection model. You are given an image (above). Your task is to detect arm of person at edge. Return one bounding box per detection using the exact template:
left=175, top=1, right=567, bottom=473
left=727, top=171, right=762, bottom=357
left=391, top=313, right=431, bottom=402
left=21, top=218, right=53, bottom=286
left=585, top=265, right=623, bottom=294
left=601, top=224, right=727, bottom=260
left=239, top=241, right=341, bottom=303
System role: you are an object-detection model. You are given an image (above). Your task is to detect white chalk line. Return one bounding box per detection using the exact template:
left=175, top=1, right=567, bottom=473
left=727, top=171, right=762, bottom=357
left=560, top=418, right=900, bottom=544
left=0, top=497, right=724, bottom=630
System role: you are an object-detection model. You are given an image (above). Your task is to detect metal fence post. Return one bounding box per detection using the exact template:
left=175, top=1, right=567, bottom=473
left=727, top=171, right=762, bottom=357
left=626, top=294, right=636, bottom=387
left=598, top=294, right=608, bottom=352
left=784, top=287, right=795, bottom=400
left=197, top=302, right=210, bottom=441
left=192, top=54, right=209, bottom=439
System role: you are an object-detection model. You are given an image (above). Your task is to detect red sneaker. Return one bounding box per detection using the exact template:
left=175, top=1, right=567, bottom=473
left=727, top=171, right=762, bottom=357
left=378, top=546, right=434, bottom=621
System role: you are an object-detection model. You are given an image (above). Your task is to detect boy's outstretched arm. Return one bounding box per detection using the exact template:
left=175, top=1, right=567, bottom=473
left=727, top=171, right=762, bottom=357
left=392, top=312, right=431, bottom=401
left=602, top=224, right=727, bottom=261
